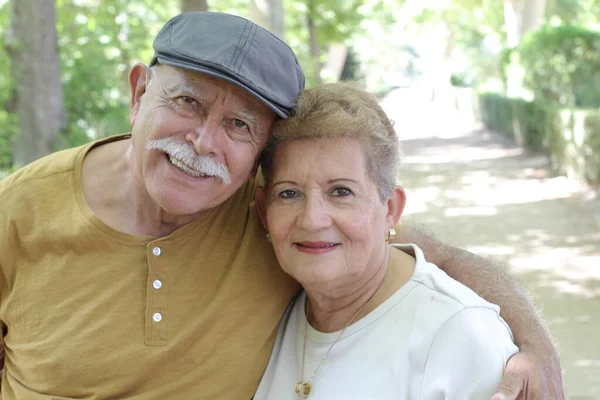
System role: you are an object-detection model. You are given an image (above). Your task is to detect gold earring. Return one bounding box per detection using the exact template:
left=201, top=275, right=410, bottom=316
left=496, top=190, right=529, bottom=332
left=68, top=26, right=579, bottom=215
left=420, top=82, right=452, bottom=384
left=266, top=233, right=272, bottom=243
left=386, top=227, right=396, bottom=242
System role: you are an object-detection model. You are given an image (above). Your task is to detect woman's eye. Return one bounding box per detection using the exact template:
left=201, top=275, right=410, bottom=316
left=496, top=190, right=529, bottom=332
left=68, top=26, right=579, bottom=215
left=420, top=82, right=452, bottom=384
left=279, top=189, right=298, bottom=199
left=331, top=187, right=352, bottom=197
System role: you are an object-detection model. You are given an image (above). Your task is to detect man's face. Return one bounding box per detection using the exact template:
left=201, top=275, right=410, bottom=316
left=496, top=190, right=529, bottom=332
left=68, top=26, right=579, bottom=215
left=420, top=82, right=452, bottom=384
left=129, top=65, right=276, bottom=217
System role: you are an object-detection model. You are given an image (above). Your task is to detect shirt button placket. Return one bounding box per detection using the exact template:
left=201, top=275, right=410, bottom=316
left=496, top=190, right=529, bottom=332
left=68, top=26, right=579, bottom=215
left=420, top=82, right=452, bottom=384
left=147, top=244, right=167, bottom=345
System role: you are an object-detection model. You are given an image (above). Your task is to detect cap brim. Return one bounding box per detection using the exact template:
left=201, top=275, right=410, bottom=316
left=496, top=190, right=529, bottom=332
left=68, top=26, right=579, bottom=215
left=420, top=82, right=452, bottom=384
left=152, top=56, right=291, bottom=118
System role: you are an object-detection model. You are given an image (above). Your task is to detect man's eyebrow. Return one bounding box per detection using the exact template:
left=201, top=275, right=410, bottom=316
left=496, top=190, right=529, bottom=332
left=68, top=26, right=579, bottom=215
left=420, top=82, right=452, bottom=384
left=238, top=109, right=258, bottom=125
left=162, top=77, right=205, bottom=99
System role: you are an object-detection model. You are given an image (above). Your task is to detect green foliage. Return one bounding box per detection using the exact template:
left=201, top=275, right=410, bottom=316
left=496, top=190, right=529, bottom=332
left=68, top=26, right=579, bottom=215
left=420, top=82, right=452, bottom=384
left=0, top=2, right=16, bottom=170
left=414, top=0, right=505, bottom=46
left=6, top=0, right=598, bottom=177
left=546, top=0, right=600, bottom=24
left=411, top=0, right=506, bottom=87
left=0, top=111, right=17, bottom=171
left=55, top=0, right=178, bottom=146
left=450, top=72, right=474, bottom=88
left=583, top=113, right=600, bottom=181
left=478, top=93, right=560, bottom=152
left=284, top=0, right=366, bottom=87
left=478, top=92, right=600, bottom=183
left=2, top=0, right=383, bottom=171
left=478, top=93, right=520, bottom=140
left=499, top=47, right=513, bottom=85
left=514, top=24, right=600, bottom=107
left=309, top=0, right=364, bottom=42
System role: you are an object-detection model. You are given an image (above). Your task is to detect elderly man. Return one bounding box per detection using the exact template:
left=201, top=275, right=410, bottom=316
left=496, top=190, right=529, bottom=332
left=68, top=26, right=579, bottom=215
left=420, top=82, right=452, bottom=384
left=0, top=11, right=562, bottom=400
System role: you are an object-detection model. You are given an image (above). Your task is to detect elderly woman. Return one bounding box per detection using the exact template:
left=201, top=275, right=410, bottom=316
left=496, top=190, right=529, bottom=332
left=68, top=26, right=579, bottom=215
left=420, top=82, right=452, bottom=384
left=252, top=83, right=518, bottom=399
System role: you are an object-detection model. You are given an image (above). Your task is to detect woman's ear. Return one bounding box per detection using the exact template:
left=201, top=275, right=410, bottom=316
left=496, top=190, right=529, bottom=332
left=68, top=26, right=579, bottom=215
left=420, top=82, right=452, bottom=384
left=385, top=186, right=406, bottom=229
left=255, top=186, right=269, bottom=231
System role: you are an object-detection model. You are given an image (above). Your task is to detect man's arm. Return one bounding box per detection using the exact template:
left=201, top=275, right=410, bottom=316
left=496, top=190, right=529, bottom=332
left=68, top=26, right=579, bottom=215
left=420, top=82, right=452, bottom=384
left=0, top=334, right=4, bottom=397
left=395, top=224, right=565, bottom=400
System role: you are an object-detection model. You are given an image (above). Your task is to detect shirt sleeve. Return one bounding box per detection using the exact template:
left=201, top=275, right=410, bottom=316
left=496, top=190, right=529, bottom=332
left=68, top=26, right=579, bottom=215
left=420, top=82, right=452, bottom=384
left=418, top=306, right=519, bottom=400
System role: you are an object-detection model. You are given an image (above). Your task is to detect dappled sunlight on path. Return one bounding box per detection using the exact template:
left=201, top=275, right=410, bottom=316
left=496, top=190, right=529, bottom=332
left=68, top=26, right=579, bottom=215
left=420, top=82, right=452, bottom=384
left=382, top=88, right=600, bottom=399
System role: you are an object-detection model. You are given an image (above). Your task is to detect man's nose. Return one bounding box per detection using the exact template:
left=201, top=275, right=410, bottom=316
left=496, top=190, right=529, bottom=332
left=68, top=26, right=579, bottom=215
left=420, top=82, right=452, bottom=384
left=297, top=194, right=332, bottom=231
left=185, top=117, right=223, bottom=156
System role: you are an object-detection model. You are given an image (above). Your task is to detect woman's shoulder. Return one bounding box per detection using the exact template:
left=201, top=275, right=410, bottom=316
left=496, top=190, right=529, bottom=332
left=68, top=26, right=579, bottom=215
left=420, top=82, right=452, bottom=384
left=391, top=243, right=502, bottom=313
left=388, top=243, right=516, bottom=348
left=388, top=245, right=518, bottom=398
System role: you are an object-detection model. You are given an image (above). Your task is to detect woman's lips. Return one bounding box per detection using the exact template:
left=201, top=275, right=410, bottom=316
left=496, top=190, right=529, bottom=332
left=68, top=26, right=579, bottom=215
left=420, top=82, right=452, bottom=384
left=294, top=241, right=340, bottom=254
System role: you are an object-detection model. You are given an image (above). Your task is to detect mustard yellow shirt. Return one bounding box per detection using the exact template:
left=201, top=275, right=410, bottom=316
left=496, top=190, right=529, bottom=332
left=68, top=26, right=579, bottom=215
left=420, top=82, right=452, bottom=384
left=0, top=134, right=299, bottom=399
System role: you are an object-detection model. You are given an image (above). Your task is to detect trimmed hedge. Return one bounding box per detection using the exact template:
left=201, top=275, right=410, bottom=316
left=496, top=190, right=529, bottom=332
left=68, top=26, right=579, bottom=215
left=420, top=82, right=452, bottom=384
left=502, top=25, right=600, bottom=108
left=0, top=111, right=17, bottom=171
left=478, top=93, right=600, bottom=184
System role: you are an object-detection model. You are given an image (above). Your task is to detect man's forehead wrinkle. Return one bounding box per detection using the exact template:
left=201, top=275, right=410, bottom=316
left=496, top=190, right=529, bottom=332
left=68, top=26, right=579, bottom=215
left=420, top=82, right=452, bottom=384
left=189, top=71, right=268, bottom=115
left=161, top=76, right=206, bottom=99
left=159, top=68, right=274, bottom=125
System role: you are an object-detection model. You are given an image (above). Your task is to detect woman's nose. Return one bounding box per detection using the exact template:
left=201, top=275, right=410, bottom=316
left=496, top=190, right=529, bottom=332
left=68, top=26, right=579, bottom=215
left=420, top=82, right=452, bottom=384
left=296, top=194, right=332, bottom=231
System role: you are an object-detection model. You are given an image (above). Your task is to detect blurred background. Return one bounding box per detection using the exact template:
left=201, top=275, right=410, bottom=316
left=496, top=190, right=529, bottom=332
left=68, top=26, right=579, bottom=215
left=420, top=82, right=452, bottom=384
left=0, top=0, right=598, bottom=398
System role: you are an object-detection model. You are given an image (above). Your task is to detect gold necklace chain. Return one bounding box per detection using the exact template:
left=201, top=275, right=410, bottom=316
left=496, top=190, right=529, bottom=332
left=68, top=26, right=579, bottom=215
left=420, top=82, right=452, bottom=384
left=294, top=295, right=372, bottom=398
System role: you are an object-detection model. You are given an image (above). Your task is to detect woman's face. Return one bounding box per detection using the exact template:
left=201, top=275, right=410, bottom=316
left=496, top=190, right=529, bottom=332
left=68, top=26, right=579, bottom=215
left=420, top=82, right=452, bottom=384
left=257, top=137, right=404, bottom=290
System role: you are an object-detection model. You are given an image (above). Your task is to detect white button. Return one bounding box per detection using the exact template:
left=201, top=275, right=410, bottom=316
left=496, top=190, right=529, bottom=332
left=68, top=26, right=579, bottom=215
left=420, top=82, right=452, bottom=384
left=152, top=247, right=162, bottom=256
left=153, top=280, right=162, bottom=290
left=152, top=312, right=162, bottom=323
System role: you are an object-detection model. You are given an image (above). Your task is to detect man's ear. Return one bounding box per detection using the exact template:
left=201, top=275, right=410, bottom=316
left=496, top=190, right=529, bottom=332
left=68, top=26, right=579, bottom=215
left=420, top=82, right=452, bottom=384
left=128, top=63, right=150, bottom=126
left=385, top=186, right=406, bottom=230
left=255, top=186, right=269, bottom=231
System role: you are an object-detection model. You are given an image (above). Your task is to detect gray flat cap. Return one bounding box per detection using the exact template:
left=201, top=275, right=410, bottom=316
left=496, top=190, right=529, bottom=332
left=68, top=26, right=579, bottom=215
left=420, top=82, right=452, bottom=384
left=150, top=12, right=305, bottom=118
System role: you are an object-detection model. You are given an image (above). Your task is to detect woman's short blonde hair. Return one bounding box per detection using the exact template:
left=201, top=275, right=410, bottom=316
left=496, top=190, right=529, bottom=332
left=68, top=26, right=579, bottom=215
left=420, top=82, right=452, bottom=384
left=261, top=82, right=400, bottom=201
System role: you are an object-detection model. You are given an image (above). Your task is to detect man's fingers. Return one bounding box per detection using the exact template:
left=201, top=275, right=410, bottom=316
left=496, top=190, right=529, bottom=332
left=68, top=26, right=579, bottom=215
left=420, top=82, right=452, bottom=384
left=490, top=391, right=519, bottom=400
left=491, top=371, right=524, bottom=400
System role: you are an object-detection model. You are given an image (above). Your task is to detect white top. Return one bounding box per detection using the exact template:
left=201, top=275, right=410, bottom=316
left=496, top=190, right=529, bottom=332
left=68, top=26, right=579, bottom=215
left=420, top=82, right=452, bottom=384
left=254, top=244, right=519, bottom=400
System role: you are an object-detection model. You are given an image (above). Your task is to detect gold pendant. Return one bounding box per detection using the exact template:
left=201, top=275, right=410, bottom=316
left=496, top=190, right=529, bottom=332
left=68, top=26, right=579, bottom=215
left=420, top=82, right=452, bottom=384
left=294, top=381, right=312, bottom=398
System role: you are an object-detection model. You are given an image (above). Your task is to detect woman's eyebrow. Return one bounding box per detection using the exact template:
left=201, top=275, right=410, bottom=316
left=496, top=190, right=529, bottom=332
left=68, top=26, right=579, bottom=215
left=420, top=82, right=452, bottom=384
left=271, top=180, right=297, bottom=188
left=328, top=178, right=358, bottom=184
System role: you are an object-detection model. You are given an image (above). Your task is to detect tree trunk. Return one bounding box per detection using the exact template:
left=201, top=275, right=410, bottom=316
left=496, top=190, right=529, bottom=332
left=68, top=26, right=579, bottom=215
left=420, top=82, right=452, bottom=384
left=321, top=44, right=347, bottom=82
left=307, top=1, right=321, bottom=85
left=8, top=0, right=67, bottom=167
left=181, top=0, right=208, bottom=12
left=249, top=0, right=285, bottom=39
left=504, top=0, right=546, bottom=47
left=268, top=0, right=285, bottom=39
left=504, top=0, right=520, bottom=47
left=520, top=0, right=546, bottom=37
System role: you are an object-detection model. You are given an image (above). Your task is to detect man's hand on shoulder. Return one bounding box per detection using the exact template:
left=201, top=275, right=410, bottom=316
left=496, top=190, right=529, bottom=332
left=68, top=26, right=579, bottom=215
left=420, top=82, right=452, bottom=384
left=491, top=342, right=565, bottom=400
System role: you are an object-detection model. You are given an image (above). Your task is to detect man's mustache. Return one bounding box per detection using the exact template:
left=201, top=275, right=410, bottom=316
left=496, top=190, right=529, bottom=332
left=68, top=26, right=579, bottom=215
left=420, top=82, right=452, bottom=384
left=147, top=137, right=231, bottom=185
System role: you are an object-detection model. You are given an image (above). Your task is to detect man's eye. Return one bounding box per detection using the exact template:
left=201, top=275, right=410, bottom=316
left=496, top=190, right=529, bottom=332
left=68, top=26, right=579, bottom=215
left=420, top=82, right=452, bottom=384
left=279, top=189, right=298, bottom=199
left=179, top=96, right=198, bottom=105
left=331, top=187, right=352, bottom=196
left=234, top=119, right=248, bottom=129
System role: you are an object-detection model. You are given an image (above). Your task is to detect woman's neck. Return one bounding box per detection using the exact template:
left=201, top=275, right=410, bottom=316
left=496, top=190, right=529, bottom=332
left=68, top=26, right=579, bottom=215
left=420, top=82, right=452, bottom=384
left=305, top=246, right=416, bottom=333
